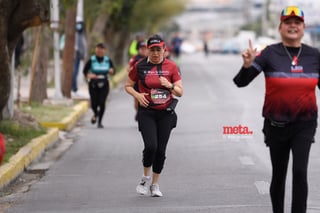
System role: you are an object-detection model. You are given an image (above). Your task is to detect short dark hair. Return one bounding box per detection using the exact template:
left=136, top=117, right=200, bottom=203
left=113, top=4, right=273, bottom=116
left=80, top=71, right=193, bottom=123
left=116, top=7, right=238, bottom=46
left=96, top=43, right=105, bottom=49
left=137, top=41, right=147, bottom=49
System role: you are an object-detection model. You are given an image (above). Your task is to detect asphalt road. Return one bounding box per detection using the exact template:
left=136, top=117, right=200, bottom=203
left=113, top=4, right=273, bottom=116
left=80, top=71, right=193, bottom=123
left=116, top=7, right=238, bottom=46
left=5, top=53, right=320, bottom=213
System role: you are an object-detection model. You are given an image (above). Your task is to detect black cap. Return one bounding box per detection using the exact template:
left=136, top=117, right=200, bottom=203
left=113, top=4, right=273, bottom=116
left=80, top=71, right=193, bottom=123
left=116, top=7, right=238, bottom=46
left=137, top=41, right=147, bottom=49
left=147, top=35, right=165, bottom=48
left=96, top=43, right=105, bottom=49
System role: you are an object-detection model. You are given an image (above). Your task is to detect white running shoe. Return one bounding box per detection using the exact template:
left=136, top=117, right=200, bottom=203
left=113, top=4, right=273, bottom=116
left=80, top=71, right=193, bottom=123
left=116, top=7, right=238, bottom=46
left=150, top=184, right=163, bottom=197
left=136, top=176, right=150, bottom=195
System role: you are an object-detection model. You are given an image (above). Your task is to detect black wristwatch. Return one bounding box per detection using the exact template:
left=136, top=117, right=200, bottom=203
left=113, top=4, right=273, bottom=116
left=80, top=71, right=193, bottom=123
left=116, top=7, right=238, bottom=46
left=171, top=84, right=175, bottom=90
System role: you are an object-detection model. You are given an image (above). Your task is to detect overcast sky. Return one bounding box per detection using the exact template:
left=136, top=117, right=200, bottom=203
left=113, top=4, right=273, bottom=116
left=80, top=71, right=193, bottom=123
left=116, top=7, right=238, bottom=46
left=186, top=0, right=320, bottom=25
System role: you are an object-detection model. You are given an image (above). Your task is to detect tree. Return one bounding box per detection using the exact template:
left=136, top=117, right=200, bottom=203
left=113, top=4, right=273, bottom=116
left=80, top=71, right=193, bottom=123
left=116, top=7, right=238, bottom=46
left=105, top=0, right=185, bottom=65
left=82, top=0, right=185, bottom=65
left=0, top=0, right=49, bottom=120
left=129, top=0, right=185, bottom=34
left=84, top=0, right=121, bottom=60
left=29, top=25, right=50, bottom=103
left=61, top=2, right=77, bottom=98
left=104, top=0, right=138, bottom=65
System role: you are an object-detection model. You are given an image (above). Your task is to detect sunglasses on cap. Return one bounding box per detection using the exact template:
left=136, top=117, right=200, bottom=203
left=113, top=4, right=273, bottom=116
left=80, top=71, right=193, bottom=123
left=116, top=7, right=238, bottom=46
left=281, top=6, right=304, bottom=21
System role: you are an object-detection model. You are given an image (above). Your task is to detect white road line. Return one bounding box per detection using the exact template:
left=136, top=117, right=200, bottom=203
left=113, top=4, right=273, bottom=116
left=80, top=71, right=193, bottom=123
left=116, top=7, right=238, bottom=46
left=239, top=156, right=255, bottom=165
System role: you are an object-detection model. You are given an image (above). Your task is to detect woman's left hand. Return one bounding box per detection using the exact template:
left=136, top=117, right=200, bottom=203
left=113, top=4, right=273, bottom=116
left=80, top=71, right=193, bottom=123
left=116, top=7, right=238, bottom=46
left=109, top=68, right=115, bottom=75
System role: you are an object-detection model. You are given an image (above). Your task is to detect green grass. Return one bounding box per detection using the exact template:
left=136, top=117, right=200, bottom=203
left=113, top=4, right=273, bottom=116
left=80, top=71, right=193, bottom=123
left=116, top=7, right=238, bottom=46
left=0, top=120, right=46, bottom=164
left=21, top=103, right=74, bottom=123
left=0, top=102, right=76, bottom=164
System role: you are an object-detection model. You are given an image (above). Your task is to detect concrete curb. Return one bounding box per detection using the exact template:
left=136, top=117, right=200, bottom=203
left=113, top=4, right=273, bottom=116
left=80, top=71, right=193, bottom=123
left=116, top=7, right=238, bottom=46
left=40, top=101, right=89, bottom=131
left=0, top=101, right=88, bottom=190
left=0, top=70, right=126, bottom=190
left=0, top=128, right=59, bottom=189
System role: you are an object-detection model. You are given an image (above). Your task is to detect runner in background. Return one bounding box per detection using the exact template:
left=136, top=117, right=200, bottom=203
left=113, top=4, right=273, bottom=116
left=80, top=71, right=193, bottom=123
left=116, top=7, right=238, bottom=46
left=127, top=41, right=148, bottom=121
left=164, top=46, right=171, bottom=59
left=83, top=43, right=115, bottom=128
left=72, top=21, right=87, bottom=96
left=128, top=33, right=144, bottom=57
left=170, top=32, right=183, bottom=63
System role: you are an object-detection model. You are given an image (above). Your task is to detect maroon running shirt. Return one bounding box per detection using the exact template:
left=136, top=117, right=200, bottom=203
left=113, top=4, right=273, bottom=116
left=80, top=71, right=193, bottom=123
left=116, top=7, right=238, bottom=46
left=129, top=57, right=181, bottom=110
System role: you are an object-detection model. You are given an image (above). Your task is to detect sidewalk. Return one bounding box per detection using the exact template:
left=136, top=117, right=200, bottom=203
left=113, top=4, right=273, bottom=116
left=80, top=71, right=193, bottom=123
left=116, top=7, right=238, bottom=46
left=0, top=69, right=127, bottom=190
left=14, top=72, right=90, bottom=102
left=14, top=67, right=127, bottom=102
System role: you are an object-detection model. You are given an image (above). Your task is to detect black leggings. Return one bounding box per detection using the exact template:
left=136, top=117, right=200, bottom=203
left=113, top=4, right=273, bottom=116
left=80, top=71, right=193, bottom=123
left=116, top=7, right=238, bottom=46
left=263, top=119, right=317, bottom=213
left=137, top=107, right=177, bottom=174
left=88, top=79, right=109, bottom=124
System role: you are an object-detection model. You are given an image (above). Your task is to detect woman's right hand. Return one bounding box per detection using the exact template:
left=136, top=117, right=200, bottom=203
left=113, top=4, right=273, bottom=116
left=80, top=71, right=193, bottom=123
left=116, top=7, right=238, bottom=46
left=242, top=39, right=257, bottom=68
left=135, top=93, right=149, bottom=108
left=87, top=73, right=97, bottom=79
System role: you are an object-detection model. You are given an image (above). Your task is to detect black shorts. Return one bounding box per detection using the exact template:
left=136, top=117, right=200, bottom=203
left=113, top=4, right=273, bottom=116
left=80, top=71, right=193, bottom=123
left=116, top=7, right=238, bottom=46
left=262, top=119, right=317, bottom=147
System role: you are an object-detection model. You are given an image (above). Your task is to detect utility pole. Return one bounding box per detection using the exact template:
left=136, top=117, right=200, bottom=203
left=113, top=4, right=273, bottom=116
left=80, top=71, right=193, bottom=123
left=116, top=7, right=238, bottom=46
left=261, top=0, right=270, bottom=36
left=50, top=0, right=63, bottom=99
left=244, top=0, right=252, bottom=24
left=77, top=0, right=83, bottom=22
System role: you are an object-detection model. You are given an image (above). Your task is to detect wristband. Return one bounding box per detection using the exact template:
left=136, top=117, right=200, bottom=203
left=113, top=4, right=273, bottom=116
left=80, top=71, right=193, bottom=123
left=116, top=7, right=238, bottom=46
left=171, top=84, right=175, bottom=90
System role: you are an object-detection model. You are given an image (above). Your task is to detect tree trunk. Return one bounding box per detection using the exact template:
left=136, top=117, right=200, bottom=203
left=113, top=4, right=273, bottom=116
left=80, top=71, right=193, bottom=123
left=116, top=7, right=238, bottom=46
left=0, top=12, right=10, bottom=120
left=103, top=0, right=135, bottom=66
left=62, top=4, right=76, bottom=98
left=29, top=25, right=49, bottom=103
left=87, top=14, right=108, bottom=59
left=108, top=30, right=130, bottom=66
left=105, top=24, right=131, bottom=66
left=0, top=0, right=49, bottom=120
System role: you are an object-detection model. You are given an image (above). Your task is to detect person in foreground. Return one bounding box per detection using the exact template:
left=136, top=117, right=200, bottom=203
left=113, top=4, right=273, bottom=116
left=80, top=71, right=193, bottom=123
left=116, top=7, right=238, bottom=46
left=83, top=43, right=115, bottom=128
left=233, top=6, right=319, bottom=213
left=125, top=34, right=183, bottom=197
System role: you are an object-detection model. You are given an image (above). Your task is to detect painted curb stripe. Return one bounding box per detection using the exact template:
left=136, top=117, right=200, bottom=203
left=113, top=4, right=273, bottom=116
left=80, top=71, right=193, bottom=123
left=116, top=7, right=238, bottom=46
left=0, top=128, right=59, bottom=189
left=0, top=76, right=122, bottom=189
left=40, top=101, right=89, bottom=131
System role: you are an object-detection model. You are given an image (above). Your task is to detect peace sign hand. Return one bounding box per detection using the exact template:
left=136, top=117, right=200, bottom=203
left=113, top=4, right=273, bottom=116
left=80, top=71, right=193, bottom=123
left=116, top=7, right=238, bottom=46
left=242, top=39, right=257, bottom=68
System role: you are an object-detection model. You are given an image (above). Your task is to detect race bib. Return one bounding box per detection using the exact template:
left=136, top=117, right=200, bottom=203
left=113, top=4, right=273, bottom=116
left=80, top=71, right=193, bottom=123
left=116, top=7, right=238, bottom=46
left=95, top=79, right=106, bottom=88
left=150, top=88, right=170, bottom=104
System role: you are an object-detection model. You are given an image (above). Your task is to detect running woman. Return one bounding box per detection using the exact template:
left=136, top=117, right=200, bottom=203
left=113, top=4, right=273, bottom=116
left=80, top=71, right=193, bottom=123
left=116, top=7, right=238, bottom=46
left=125, top=34, right=183, bottom=197
left=83, top=43, right=115, bottom=128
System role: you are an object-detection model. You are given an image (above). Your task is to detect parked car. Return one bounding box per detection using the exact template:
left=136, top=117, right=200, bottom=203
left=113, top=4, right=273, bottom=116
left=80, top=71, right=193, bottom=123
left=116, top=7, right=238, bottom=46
left=221, top=38, right=240, bottom=54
